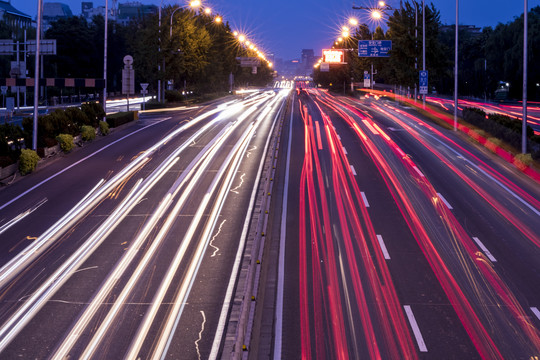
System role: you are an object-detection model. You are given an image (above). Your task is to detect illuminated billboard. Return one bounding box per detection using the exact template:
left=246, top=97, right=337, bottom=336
left=322, top=49, right=346, bottom=64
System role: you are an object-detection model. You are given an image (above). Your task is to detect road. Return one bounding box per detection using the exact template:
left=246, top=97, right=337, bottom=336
left=0, top=89, right=289, bottom=359
left=1, top=87, right=539, bottom=359
left=263, top=89, right=540, bottom=359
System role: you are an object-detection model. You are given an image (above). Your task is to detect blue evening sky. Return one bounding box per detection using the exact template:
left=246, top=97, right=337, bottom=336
left=16, top=0, right=535, bottom=60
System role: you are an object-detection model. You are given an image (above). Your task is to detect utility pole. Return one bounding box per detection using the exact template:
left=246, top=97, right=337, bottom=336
left=32, top=0, right=43, bottom=150
left=422, top=0, right=426, bottom=108
left=103, top=0, right=108, bottom=119
left=454, top=0, right=458, bottom=131
left=522, top=0, right=528, bottom=154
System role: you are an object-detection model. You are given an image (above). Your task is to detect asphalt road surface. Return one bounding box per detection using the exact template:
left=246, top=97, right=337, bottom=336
left=1, top=87, right=539, bottom=359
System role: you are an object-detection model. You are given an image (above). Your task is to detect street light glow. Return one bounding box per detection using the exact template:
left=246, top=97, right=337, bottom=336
left=190, top=0, right=201, bottom=8
left=214, top=16, right=222, bottom=23
left=238, top=35, right=246, bottom=42
left=204, top=7, right=211, bottom=14
left=342, top=31, right=349, bottom=37
left=371, top=10, right=382, bottom=20
left=349, top=18, right=358, bottom=26
left=342, top=26, right=349, bottom=32
left=378, top=1, right=386, bottom=8
left=233, top=31, right=238, bottom=36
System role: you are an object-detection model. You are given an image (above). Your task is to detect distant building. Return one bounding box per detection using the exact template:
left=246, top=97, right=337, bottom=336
left=0, top=0, right=32, bottom=37
left=43, top=2, right=73, bottom=29
left=301, top=49, right=315, bottom=76
left=117, top=2, right=157, bottom=26
left=440, top=24, right=482, bottom=37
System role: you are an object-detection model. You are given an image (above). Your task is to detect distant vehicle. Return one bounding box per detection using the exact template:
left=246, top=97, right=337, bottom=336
left=494, top=81, right=509, bottom=101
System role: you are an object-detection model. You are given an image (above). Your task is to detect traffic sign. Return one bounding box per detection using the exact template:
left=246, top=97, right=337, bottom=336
left=320, top=63, right=330, bottom=72
left=140, top=83, right=149, bottom=91
left=363, top=71, right=371, bottom=88
left=419, top=70, right=428, bottom=94
left=1, top=86, right=7, bottom=94
left=358, top=40, right=392, bottom=57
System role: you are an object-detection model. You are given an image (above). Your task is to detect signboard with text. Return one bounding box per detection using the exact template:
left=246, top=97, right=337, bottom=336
left=419, top=70, right=428, bottom=94
left=358, top=40, right=392, bottom=57
left=322, top=49, right=346, bottom=64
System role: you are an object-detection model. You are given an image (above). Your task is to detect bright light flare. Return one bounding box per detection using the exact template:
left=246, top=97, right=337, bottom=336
left=371, top=10, right=382, bottom=20
left=204, top=7, right=211, bottom=14
left=190, top=0, right=201, bottom=8
left=349, top=17, right=358, bottom=26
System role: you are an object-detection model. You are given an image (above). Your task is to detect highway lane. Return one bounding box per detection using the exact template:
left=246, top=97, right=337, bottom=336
left=0, top=89, right=290, bottom=358
left=273, top=89, right=540, bottom=359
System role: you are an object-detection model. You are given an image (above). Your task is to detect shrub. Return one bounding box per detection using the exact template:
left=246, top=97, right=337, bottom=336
left=99, top=121, right=109, bottom=135
left=81, top=102, right=105, bottom=127
left=65, top=107, right=90, bottom=126
left=19, top=149, right=40, bottom=175
left=106, top=111, right=136, bottom=128
left=514, top=153, right=533, bottom=171
left=81, top=125, right=96, bottom=141
left=165, top=90, right=184, bottom=103
left=56, top=134, right=74, bottom=153
left=0, top=123, right=24, bottom=162
left=145, top=99, right=166, bottom=110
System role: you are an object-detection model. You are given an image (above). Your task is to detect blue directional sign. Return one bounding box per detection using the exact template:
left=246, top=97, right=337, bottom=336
left=358, top=40, right=392, bottom=57
left=419, top=70, right=428, bottom=94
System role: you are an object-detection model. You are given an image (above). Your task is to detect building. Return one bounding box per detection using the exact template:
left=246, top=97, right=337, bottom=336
left=117, top=2, right=157, bottom=26
left=43, top=2, right=73, bottom=29
left=0, top=0, right=32, bottom=38
left=301, top=49, right=315, bottom=76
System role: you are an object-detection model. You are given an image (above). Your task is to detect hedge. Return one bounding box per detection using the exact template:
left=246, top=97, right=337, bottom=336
left=462, top=107, right=539, bottom=159
left=106, top=111, right=137, bottom=128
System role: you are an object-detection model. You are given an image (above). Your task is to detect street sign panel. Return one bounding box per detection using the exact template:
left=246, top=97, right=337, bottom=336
left=363, top=71, right=371, bottom=88
left=358, top=40, right=392, bottom=57
left=419, top=70, right=428, bottom=94
left=140, top=83, right=149, bottom=91
left=236, top=57, right=260, bottom=67
left=122, top=68, right=135, bottom=95
left=320, top=63, right=330, bottom=72
left=26, top=40, right=57, bottom=55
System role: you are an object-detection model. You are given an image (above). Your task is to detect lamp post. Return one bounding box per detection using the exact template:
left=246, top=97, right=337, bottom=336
left=103, top=0, right=108, bottom=119
left=352, top=2, right=393, bottom=90
left=454, top=0, right=458, bottom=131
left=32, top=0, right=43, bottom=150
left=522, top=0, right=528, bottom=154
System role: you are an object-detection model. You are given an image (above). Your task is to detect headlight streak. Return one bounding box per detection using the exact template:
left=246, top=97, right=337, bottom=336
left=155, top=124, right=256, bottom=360
left=0, top=104, right=229, bottom=352
left=127, top=125, right=262, bottom=359
left=325, top=92, right=540, bottom=357
left=73, top=123, right=235, bottom=360
left=54, top=121, right=236, bottom=359
left=0, top=198, right=48, bottom=236
left=0, top=106, right=224, bottom=291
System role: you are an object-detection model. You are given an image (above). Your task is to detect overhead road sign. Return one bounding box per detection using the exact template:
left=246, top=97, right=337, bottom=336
left=358, top=40, right=392, bottom=57
left=320, top=63, right=330, bottom=72
left=236, top=57, right=260, bottom=67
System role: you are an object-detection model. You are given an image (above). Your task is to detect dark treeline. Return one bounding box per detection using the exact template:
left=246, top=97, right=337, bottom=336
left=314, top=2, right=540, bottom=101
left=1, top=7, right=273, bottom=97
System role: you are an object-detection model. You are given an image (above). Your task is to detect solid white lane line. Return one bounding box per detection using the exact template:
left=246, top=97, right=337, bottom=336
left=472, top=237, right=497, bottom=262
left=361, top=192, right=370, bottom=208
left=350, top=165, right=357, bottom=176
left=376, top=235, right=391, bottom=260
left=531, top=307, right=540, bottom=321
left=437, top=193, right=453, bottom=209
left=0, top=119, right=169, bottom=212
left=403, top=305, right=428, bottom=352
